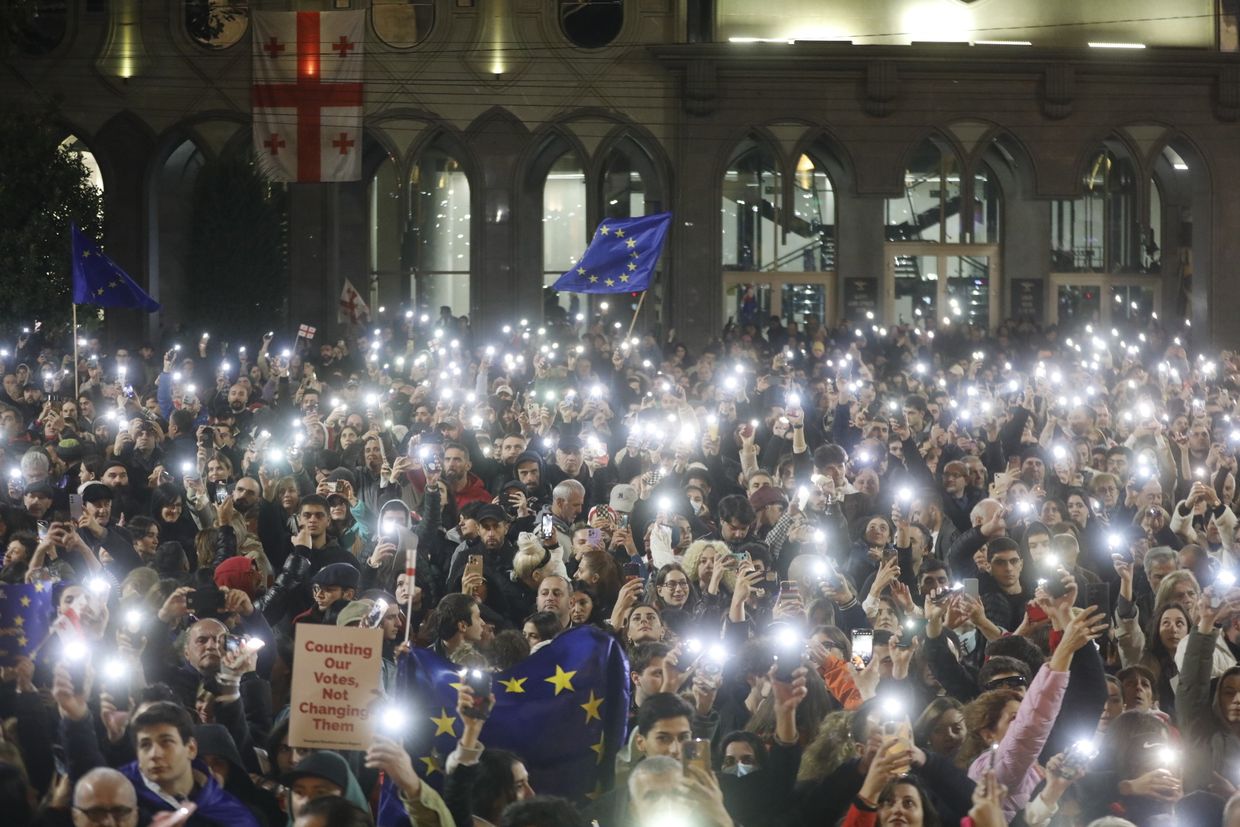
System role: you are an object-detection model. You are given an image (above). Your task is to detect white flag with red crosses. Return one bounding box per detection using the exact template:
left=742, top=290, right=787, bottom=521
left=252, top=10, right=364, bottom=182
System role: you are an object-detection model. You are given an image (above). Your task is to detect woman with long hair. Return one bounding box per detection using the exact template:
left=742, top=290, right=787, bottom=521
left=913, top=697, right=967, bottom=761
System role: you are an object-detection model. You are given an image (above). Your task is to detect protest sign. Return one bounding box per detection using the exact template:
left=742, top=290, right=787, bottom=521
left=289, top=623, right=383, bottom=750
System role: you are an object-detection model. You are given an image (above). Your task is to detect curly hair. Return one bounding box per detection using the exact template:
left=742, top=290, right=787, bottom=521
left=956, top=688, right=1023, bottom=768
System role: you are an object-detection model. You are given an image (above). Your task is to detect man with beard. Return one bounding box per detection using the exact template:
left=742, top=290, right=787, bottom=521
left=117, top=421, right=165, bottom=507
left=441, top=441, right=491, bottom=508
left=221, top=382, right=255, bottom=434
left=546, top=435, right=592, bottom=499
left=445, top=503, right=515, bottom=625
left=97, top=458, right=141, bottom=523
left=353, top=435, right=395, bottom=517
left=512, top=449, right=551, bottom=507
left=489, top=434, right=528, bottom=493
left=75, top=482, right=141, bottom=577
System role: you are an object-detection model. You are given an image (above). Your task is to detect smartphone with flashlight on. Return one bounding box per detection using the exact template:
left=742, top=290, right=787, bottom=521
left=850, top=629, right=874, bottom=667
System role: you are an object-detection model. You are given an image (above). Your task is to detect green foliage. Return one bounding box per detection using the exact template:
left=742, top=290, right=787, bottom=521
left=0, top=103, right=103, bottom=328
left=185, top=152, right=288, bottom=336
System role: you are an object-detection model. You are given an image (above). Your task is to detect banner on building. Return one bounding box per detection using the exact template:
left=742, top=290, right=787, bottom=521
left=252, top=11, right=364, bottom=182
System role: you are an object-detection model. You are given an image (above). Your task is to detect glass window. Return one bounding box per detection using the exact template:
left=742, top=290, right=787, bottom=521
left=59, top=136, right=103, bottom=195
left=560, top=0, right=623, bottom=49
left=722, top=143, right=780, bottom=271
left=186, top=0, right=249, bottom=49
left=723, top=144, right=837, bottom=273
left=1111, top=284, right=1155, bottom=322
left=729, top=282, right=771, bottom=328
left=971, top=165, right=1000, bottom=244
left=945, top=255, right=991, bottom=329
left=886, top=139, right=961, bottom=243
left=409, top=150, right=471, bottom=314
left=1050, top=148, right=1137, bottom=273
left=781, top=283, right=826, bottom=325
left=542, top=153, right=587, bottom=312
left=892, top=254, right=938, bottom=325
left=600, top=152, right=645, bottom=220
left=372, top=0, right=433, bottom=48
left=1057, top=284, right=1102, bottom=325
left=786, top=154, right=835, bottom=272
left=1144, top=180, right=1162, bottom=273
left=14, top=0, right=67, bottom=55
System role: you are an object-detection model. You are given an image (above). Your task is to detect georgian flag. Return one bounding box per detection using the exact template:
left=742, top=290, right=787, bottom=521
left=252, top=11, right=364, bottom=182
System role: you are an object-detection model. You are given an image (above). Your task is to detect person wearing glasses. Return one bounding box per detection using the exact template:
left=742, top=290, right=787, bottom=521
left=72, top=768, right=139, bottom=827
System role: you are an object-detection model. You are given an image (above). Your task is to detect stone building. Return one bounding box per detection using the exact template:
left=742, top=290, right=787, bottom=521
left=4, top=0, right=1239, bottom=346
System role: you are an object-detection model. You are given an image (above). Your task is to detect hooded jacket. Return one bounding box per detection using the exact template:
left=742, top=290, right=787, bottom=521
left=120, top=758, right=260, bottom=827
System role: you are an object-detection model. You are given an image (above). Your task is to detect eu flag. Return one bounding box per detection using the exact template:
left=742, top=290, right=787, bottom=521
left=551, top=212, right=671, bottom=294
left=71, top=224, right=161, bottom=312
left=377, top=626, right=630, bottom=824
left=0, top=583, right=54, bottom=667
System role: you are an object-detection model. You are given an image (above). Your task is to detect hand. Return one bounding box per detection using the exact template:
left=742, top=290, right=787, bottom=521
left=223, top=587, right=254, bottom=617
left=293, top=524, right=313, bottom=549
left=99, top=693, right=131, bottom=744
left=1122, top=767, right=1183, bottom=802
left=0, top=656, right=35, bottom=693
left=858, top=741, right=912, bottom=803
left=692, top=674, right=719, bottom=717
left=157, top=586, right=194, bottom=624
left=369, top=541, right=397, bottom=569
left=461, top=570, right=484, bottom=597
left=1050, top=606, right=1107, bottom=669
left=889, top=643, right=914, bottom=680
left=51, top=662, right=90, bottom=721
left=659, top=645, right=689, bottom=693
left=216, top=495, right=236, bottom=526
left=365, top=735, right=421, bottom=798
left=889, top=580, right=916, bottom=614
left=968, top=769, right=1009, bottom=827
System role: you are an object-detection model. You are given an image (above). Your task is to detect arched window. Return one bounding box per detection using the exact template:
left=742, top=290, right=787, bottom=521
left=1050, top=140, right=1149, bottom=329
left=372, top=0, right=434, bottom=48
left=1051, top=146, right=1137, bottom=274
left=59, top=136, right=104, bottom=195
left=884, top=137, right=999, bottom=329
left=153, top=139, right=207, bottom=327
left=722, top=140, right=838, bottom=328
left=14, top=0, right=67, bottom=55
left=408, top=148, right=471, bottom=315
left=722, top=141, right=781, bottom=271
left=542, top=152, right=587, bottom=313
left=186, top=0, right=249, bottom=50
left=886, top=138, right=961, bottom=243
left=599, top=140, right=650, bottom=219
left=560, top=0, right=623, bottom=49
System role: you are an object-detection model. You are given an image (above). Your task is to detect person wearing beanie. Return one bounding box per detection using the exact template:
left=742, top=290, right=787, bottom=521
left=748, top=485, right=788, bottom=539
left=214, top=555, right=263, bottom=600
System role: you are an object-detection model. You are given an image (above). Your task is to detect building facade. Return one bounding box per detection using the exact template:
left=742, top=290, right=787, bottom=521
left=4, top=0, right=1240, bottom=346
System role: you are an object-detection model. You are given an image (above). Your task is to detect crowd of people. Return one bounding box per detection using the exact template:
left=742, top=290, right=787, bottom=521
left=1, top=304, right=1239, bottom=827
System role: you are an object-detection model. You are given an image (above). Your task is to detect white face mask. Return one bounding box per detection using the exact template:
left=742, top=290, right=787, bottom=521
left=722, top=762, right=755, bottom=777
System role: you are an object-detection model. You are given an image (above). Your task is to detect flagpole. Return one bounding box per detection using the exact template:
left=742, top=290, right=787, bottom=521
left=72, top=303, right=79, bottom=398
left=624, top=292, right=647, bottom=341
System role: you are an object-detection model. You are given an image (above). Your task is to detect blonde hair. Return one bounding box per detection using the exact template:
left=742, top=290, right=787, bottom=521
left=682, top=540, right=735, bottom=592
left=512, top=532, right=568, bottom=581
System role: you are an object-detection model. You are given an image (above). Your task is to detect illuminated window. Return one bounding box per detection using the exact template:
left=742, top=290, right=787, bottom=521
left=542, top=153, right=587, bottom=311
left=186, top=0, right=249, bottom=49
left=409, top=149, right=471, bottom=314
left=372, top=0, right=434, bottom=48
left=1050, top=146, right=1137, bottom=273
left=886, top=138, right=962, bottom=244
left=560, top=0, right=623, bottom=49
left=722, top=142, right=835, bottom=272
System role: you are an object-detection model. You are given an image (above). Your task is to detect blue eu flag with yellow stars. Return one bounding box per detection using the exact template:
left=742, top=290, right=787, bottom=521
left=376, top=626, right=630, bottom=825
left=71, top=224, right=162, bottom=312
left=551, top=212, right=671, bottom=294
left=0, top=583, right=54, bottom=667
